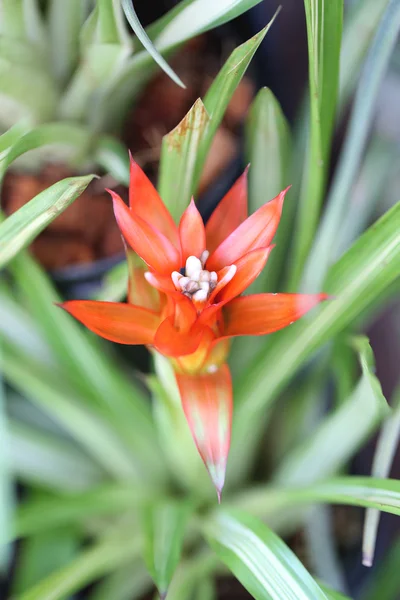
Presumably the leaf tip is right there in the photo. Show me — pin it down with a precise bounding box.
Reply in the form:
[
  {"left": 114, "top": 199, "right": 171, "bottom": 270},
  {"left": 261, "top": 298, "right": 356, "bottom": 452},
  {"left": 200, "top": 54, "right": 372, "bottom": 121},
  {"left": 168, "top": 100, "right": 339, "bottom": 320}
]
[
  {"left": 362, "top": 553, "right": 373, "bottom": 568},
  {"left": 207, "top": 462, "right": 226, "bottom": 502}
]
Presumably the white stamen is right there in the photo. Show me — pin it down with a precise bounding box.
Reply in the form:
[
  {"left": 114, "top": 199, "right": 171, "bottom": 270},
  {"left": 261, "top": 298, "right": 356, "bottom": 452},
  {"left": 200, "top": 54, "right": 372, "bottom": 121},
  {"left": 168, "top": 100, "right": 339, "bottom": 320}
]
[
  {"left": 178, "top": 276, "right": 190, "bottom": 290},
  {"left": 171, "top": 271, "right": 182, "bottom": 289},
  {"left": 199, "top": 271, "right": 211, "bottom": 283},
  {"left": 192, "top": 289, "right": 208, "bottom": 302},
  {"left": 224, "top": 265, "right": 237, "bottom": 284},
  {"left": 207, "top": 364, "right": 218, "bottom": 374},
  {"left": 200, "top": 250, "right": 209, "bottom": 267},
  {"left": 185, "top": 256, "right": 202, "bottom": 279},
  {"left": 186, "top": 281, "right": 200, "bottom": 293},
  {"left": 173, "top": 253, "right": 226, "bottom": 304}
]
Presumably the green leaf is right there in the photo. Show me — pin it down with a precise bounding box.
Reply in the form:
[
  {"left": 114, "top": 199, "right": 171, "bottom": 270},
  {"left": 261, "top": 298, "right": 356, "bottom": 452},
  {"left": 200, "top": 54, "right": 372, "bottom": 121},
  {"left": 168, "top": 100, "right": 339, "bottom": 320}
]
[
  {"left": 13, "top": 525, "right": 80, "bottom": 595},
  {"left": 89, "top": 562, "right": 151, "bottom": 600},
  {"left": 229, "top": 86, "right": 292, "bottom": 374},
  {"left": 362, "top": 536, "right": 400, "bottom": 600},
  {"left": 265, "top": 364, "right": 328, "bottom": 469},
  {"left": 229, "top": 199, "right": 400, "bottom": 485},
  {"left": 331, "top": 336, "right": 358, "bottom": 407},
  {"left": 9, "top": 420, "right": 104, "bottom": 491},
  {"left": 334, "top": 136, "right": 395, "bottom": 257},
  {"left": 47, "top": 0, "right": 85, "bottom": 84},
  {"left": 234, "top": 476, "right": 400, "bottom": 520},
  {"left": 9, "top": 254, "right": 162, "bottom": 480},
  {"left": 339, "top": 0, "right": 390, "bottom": 111},
  {"left": 23, "top": 0, "right": 47, "bottom": 47},
  {"left": 302, "top": 0, "right": 400, "bottom": 292},
  {"left": 288, "top": 0, "right": 343, "bottom": 289},
  {"left": 273, "top": 338, "right": 388, "bottom": 485},
  {"left": 18, "top": 530, "right": 142, "bottom": 600},
  {"left": 245, "top": 87, "right": 292, "bottom": 289},
  {"left": 158, "top": 99, "right": 209, "bottom": 222},
  {"left": 94, "top": 134, "right": 130, "bottom": 185},
  {"left": 153, "top": 0, "right": 264, "bottom": 51},
  {"left": 0, "top": 175, "right": 95, "bottom": 268},
  {"left": 0, "top": 50, "right": 59, "bottom": 129},
  {"left": 146, "top": 0, "right": 197, "bottom": 40},
  {"left": 98, "top": 0, "right": 130, "bottom": 45},
  {"left": 0, "top": 342, "right": 13, "bottom": 570},
  {"left": 205, "top": 509, "right": 328, "bottom": 600},
  {"left": 121, "top": 0, "right": 184, "bottom": 88},
  {"left": 160, "top": 552, "right": 218, "bottom": 600},
  {"left": 142, "top": 500, "right": 190, "bottom": 597},
  {"left": 0, "top": 121, "right": 31, "bottom": 159},
  {"left": 193, "top": 578, "right": 217, "bottom": 600},
  {"left": 58, "top": 1, "right": 132, "bottom": 125},
  {"left": 14, "top": 485, "right": 144, "bottom": 540},
  {"left": 0, "top": 285, "right": 54, "bottom": 366},
  {"left": 318, "top": 582, "right": 352, "bottom": 600},
  {"left": 3, "top": 345, "right": 139, "bottom": 480},
  {"left": 0, "top": 0, "right": 25, "bottom": 39},
  {"left": 362, "top": 385, "right": 400, "bottom": 566},
  {"left": 0, "top": 122, "right": 95, "bottom": 175},
  {"left": 303, "top": 508, "right": 347, "bottom": 596},
  {"left": 193, "top": 22, "right": 277, "bottom": 192},
  {"left": 151, "top": 352, "right": 210, "bottom": 494}
]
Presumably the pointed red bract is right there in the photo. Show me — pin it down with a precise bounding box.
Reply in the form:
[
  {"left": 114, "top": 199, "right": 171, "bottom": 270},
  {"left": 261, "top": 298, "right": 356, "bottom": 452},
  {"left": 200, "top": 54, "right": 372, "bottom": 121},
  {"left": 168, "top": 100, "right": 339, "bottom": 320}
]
[
  {"left": 205, "top": 168, "right": 248, "bottom": 254},
  {"left": 129, "top": 156, "right": 180, "bottom": 247},
  {"left": 144, "top": 271, "right": 177, "bottom": 296},
  {"left": 222, "top": 293, "right": 329, "bottom": 337},
  {"left": 216, "top": 246, "right": 273, "bottom": 304},
  {"left": 60, "top": 301, "right": 159, "bottom": 345},
  {"left": 154, "top": 318, "right": 208, "bottom": 357},
  {"left": 179, "top": 199, "right": 206, "bottom": 262},
  {"left": 207, "top": 186, "right": 289, "bottom": 271},
  {"left": 110, "top": 190, "right": 181, "bottom": 274},
  {"left": 173, "top": 295, "right": 198, "bottom": 332},
  {"left": 176, "top": 364, "right": 232, "bottom": 498}
]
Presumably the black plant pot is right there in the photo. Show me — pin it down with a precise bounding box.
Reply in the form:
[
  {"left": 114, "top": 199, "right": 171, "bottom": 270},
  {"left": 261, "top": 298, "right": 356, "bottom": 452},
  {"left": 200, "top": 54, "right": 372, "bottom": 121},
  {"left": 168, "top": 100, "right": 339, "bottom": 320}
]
[{"left": 50, "top": 252, "right": 126, "bottom": 300}]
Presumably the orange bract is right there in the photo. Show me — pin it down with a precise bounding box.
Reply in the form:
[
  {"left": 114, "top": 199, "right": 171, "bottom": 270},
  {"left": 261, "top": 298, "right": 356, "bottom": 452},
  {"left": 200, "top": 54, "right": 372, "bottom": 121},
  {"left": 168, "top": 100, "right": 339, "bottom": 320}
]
[{"left": 61, "top": 156, "right": 328, "bottom": 496}]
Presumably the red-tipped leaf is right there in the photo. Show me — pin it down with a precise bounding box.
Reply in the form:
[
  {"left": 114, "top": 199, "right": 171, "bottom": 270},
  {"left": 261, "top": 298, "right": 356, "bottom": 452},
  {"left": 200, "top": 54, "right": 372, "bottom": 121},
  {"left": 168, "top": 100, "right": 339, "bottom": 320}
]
[
  {"left": 154, "top": 318, "right": 207, "bottom": 357},
  {"left": 207, "top": 187, "right": 289, "bottom": 271},
  {"left": 176, "top": 364, "right": 233, "bottom": 498},
  {"left": 205, "top": 168, "right": 248, "bottom": 254},
  {"left": 129, "top": 155, "right": 180, "bottom": 247},
  {"left": 223, "top": 293, "right": 329, "bottom": 337},
  {"left": 179, "top": 199, "right": 206, "bottom": 262},
  {"left": 60, "top": 300, "right": 160, "bottom": 344},
  {"left": 216, "top": 246, "right": 273, "bottom": 303},
  {"left": 110, "top": 190, "right": 181, "bottom": 274}
]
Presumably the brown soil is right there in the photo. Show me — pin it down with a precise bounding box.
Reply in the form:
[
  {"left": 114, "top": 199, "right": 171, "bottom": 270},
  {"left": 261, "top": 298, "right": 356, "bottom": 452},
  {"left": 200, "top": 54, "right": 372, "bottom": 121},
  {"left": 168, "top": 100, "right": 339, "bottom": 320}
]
[
  {"left": 3, "top": 165, "right": 125, "bottom": 270},
  {"left": 2, "top": 35, "right": 254, "bottom": 271}
]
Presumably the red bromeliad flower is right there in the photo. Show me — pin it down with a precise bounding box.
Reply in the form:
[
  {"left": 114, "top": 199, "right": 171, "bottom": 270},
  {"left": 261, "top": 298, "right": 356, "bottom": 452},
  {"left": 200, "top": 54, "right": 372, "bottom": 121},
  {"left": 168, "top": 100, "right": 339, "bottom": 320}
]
[{"left": 61, "top": 157, "right": 328, "bottom": 498}]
